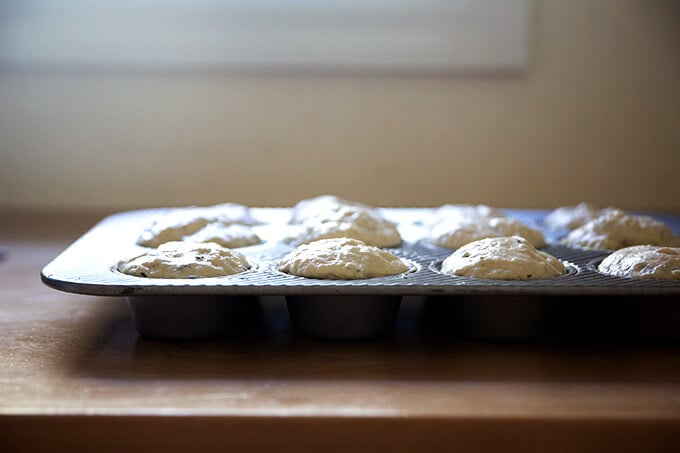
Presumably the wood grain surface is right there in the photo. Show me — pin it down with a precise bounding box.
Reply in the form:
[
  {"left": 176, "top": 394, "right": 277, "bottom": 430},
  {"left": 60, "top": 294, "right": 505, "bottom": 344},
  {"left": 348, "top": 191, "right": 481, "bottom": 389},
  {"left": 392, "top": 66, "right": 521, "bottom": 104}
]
[{"left": 1, "top": 211, "right": 680, "bottom": 452}]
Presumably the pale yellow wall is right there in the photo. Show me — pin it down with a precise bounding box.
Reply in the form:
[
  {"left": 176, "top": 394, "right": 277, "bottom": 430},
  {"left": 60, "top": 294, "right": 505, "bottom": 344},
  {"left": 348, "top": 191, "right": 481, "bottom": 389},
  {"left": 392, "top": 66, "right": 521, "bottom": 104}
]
[{"left": 1, "top": 0, "right": 679, "bottom": 213}]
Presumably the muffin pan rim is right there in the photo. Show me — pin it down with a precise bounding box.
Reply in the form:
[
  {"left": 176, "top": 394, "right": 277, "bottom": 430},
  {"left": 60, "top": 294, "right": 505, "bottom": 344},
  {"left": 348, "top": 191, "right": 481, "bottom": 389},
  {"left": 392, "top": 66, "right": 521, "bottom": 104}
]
[{"left": 41, "top": 207, "right": 680, "bottom": 297}]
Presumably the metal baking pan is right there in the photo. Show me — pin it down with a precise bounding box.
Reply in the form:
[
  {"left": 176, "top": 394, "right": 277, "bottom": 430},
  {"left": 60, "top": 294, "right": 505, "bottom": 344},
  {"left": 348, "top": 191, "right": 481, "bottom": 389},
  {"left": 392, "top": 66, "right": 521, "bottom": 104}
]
[{"left": 41, "top": 207, "right": 680, "bottom": 341}]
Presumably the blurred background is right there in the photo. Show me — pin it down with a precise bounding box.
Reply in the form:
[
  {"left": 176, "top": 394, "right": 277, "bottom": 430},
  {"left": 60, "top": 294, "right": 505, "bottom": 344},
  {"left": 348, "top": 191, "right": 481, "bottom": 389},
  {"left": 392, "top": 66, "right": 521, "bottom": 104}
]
[{"left": 1, "top": 0, "right": 678, "bottom": 213}]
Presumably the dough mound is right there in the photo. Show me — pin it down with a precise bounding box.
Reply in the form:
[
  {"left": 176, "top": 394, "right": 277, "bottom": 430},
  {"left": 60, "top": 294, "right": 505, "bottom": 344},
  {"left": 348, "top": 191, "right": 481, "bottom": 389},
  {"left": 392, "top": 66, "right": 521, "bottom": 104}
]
[
  {"left": 291, "top": 205, "right": 402, "bottom": 248},
  {"left": 441, "top": 236, "right": 566, "bottom": 280},
  {"left": 429, "top": 204, "right": 504, "bottom": 226},
  {"left": 278, "top": 237, "right": 409, "bottom": 280},
  {"left": 562, "top": 209, "right": 680, "bottom": 251},
  {"left": 598, "top": 245, "right": 680, "bottom": 280},
  {"left": 544, "top": 202, "right": 616, "bottom": 230},
  {"left": 184, "top": 223, "right": 261, "bottom": 248},
  {"left": 430, "top": 216, "right": 546, "bottom": 249},
  {"left": 137, "top": 203, "right": 259, "bottom": 248},
  {"left": 289, "top": 195, "right": 372, "bottom": 225},
  {"left": 118, "top": 241, "right": 250, "bottom": 279}
]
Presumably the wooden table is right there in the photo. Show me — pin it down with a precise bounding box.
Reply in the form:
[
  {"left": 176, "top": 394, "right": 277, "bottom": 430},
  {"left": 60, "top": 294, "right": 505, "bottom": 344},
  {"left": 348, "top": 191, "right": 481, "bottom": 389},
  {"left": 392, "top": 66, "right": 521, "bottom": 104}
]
[{"left": 2, "top": 211, "right": 680, "bottom": 452}]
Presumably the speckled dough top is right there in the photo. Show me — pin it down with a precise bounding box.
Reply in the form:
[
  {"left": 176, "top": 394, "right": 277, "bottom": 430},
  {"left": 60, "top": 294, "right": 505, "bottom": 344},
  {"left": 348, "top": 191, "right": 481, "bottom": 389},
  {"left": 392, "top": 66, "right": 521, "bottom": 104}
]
[
  {"left": 428, "top": 204, "right": 505, "bottom": 225},
  {"left": 278, "top": 238, "right": 409, "bottom": 280},
  {"left": 441, "top": 236, "right": 566, "bottom": 280},
  {"left": 184, "top": 223, "right": 261, "bottom": 248},
  {"left": 598, "top": 245, "right": 680, "bottom": 280},
  {"left": 543, "top": 202, "right": 615, "bottom": 230},
  {"left": 136, "top": 203, "right": 259, "bottom": 248},
  {"left": 430, "top": 216, "right": 546, "bottom": 249},
  {"left": 118, "top": 241, "right": 250, "bottom": 279},
  {"left": 562, "top": 209, "right": 680, "bottom": 251},
  {"left": 288, "top": 195, "right": 373, "bottom": 225},
  {"left": 290, "top": 205, "right": 402, "bottom": 248}
]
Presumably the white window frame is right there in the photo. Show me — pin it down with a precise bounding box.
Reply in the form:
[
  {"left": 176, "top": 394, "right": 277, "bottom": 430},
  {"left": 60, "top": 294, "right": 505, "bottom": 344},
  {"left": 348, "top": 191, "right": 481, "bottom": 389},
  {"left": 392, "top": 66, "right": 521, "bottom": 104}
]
[{"left": 0, "top": 0, "right": 532, "bottom": 71}]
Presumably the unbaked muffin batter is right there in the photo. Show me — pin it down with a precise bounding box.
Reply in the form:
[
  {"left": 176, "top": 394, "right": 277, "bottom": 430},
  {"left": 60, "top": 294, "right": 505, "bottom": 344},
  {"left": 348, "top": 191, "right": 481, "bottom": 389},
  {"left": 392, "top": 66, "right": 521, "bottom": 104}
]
[
  {"left": 278, "top": 237, "right": 408, "bottom": 280},
  {"left": 137, "top": 203, "right": 258, "bottom": 248},
  {"left": 430, "top": 216, "right": 546, "bottom": 249},
  {"left": 184, "top": 223, "right": 261, "bottom": 248},
  {"left": 289, "top": 195, "right": 373, "bottom": 225},
  {"left": 118, "top": 241, "right": 250, "bottom": 279},
  {"left": 544, "top": 202, "right": 616, "bottom": 230},
  {"left": 441, "top": 236, "right": 566, "bottom": 280},
  {"left": 290, "top": 205, "right": 402, "bottom": 248},
  {"left": 562, "top": 209, "right": 680, "bottom": 250},
  {"left": 598, "top": 245, "right": 680, "bottom": 280},
  {"left": 429, "top": 204, "right": 505, "bottom": 225}
]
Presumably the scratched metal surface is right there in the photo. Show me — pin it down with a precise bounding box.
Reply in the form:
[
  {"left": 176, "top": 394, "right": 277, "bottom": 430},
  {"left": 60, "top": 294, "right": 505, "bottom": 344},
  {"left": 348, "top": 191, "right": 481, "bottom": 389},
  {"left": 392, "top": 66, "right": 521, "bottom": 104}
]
[{"left": 41, "top": 207, "right": 680, "bottom": 298}]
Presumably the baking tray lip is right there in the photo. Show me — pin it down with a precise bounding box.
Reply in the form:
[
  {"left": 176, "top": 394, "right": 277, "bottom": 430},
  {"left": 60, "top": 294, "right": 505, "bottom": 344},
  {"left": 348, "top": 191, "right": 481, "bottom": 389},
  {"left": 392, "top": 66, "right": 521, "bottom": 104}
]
[{"left": 40, "top": 207, "right": 680, "bottom": 298}]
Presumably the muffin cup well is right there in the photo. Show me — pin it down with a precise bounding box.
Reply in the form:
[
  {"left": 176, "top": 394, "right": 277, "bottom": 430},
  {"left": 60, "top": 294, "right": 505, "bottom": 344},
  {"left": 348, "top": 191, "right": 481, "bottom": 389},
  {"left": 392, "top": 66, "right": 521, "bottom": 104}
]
[
  {"left": 616, "top": 296, "right": 680, "bottom": 342},
  {"left": 285, "top": 295, "right": 402, "bottom": 341},
  {"left": 127, "top": 295, "right": 259, "bottom": 341},
  {"left": 424, "top": 295, "right": 552, "bottom": 342}
]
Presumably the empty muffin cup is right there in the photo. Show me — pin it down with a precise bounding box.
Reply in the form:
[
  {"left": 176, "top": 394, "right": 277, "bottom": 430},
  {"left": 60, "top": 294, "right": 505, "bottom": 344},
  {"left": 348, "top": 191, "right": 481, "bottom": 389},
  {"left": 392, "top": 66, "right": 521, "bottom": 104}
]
[
  {"left": 285, "top": 295, "right": 402, "bottom": 341},
  {"left": 127, "top": 295, "right": 258, "bottom": 341}
]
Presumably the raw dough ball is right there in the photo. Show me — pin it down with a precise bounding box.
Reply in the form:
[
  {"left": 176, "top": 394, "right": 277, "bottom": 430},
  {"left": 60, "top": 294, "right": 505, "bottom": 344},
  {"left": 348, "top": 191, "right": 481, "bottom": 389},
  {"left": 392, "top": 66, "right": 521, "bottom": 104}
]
[
  {"left": 562, "top": 209, "right": 680, "bottom": 251},
  {"left": 202, "top": 203, "right": 259, "bottom": 225},
  {"left": 137, "top": 210, "right": 209, "bottom": 247},
  {"left": 184, "top": 223, "right": 261, "bottom": 248},
  {"left": 598, "top": 245, "right": 680, "bottom": 280},
  {"left": 278, "top": 237, "right": 409, "bottom": 280},
  {"left": 441, "top": 236, "right": 566, "bottom": 280},
  {"left": 118, "top": 241, "right": 250, "bottom": 279},
  {"left": 289, "top": 195, "right": 373, "bottom": 225},
  {"left": 430, "top": 216, "right": 546, "bottom": 249},
  {"left": 544, "top": 202, "right": 616, "bottom": 230},
  {"left": 428, "top": 204, "right": 505, "bottom": 225},
  {"left": 291, "top": 205, "right": 402, "bottom": 248},
  {"left": 137, "top": 203, "right": 258, "bottom": 248}
]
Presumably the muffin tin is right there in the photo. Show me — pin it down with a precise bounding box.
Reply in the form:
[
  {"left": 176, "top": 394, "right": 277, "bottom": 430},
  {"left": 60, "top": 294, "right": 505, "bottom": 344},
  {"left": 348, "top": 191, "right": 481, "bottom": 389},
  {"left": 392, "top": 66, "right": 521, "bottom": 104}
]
[{"left": 41, "top": 207, "right": 680, "bottom": 341}]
